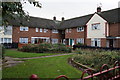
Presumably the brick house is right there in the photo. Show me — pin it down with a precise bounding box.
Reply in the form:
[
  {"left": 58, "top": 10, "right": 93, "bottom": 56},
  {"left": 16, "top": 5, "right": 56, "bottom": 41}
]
[
  {"left": 3, "top": 7, "right": 120, "bottom": 48},
  {"left": 86, "top": 8, "right": 120, "bottom": 48},
  {"left": 5, "top": 16, "right": 63, "bottom": 47},
  {"left": 60, "top": 8, "right": 120, "bottom": 48}
]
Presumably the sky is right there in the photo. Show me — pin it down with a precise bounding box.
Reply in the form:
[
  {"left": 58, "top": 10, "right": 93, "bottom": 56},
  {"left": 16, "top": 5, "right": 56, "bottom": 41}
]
[{"left": 23, "top": 0, "right": 120, "bottom": 21}]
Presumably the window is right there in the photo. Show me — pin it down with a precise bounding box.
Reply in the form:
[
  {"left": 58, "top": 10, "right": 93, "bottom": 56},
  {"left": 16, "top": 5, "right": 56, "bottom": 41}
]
[
  {"left": 66, "top": 28, "right": 71, "bottom": 33},
  {"left": 92, "top": 23, "right": 100, "bottom": 30},
  {"left": 52, "top": 29, "right": 58, "bottom": 33},
  {"left": 19, "top": 38, "right": 28, "bottom": 43},
  {"left": 91, "top": 38, "right": 101, "bottom": 47},
  {"left": 52, "top": 39, "right": 58, "bottom": 44},
  {"left": 1, "top": 38, "right": 12, "bottom": 43},
  {"left": 40, "top": 28, "right": 42, "bottom": 32},
  {"left": 0, "top": 26, "right": 3, "bottom": 30},
  {"left": 0, "top": 38, "right": 3, "bottom": 43},
  {"left": 77, "top": 27, "right": 84, "bottom": 32},
  {"left": 36, "top": 28, "right": 38, "bottom": 32},
  {"left": 44, "top": 29, "right": 48, "bottom": 33},
  {"left": 20, "top": 26, "right": 28, "bottom": 31},
  {"left": 76, "top": 38, "right": 84, "bottom": 44}
]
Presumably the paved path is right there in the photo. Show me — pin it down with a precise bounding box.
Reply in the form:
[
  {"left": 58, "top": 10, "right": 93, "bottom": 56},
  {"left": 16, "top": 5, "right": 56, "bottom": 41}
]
[{"left": 3, "top": 53, "right": 74, "bottom": 68}]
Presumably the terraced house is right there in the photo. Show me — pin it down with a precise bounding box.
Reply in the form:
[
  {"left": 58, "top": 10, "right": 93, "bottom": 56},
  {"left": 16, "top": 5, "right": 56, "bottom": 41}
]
[{"left": 1, "top": 7, "right": 120, "bottom": 48}]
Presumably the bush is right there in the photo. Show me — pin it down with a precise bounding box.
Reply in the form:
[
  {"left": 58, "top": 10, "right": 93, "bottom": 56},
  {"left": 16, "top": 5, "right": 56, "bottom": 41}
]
[
  {"left": 18, "top": 43, "right": 72, "bottom": 53},
  {"left": 73, "top": 49, "right": 120, "bottom": 71}
]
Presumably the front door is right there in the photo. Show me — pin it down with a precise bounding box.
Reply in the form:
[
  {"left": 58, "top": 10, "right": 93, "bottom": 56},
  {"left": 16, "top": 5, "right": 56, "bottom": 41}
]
[
  {"left": 69, "top": 39, "right": 74, "bottom": 46},
  {"left": 109, "top": 39, "right": 113, "bottom": 48}
]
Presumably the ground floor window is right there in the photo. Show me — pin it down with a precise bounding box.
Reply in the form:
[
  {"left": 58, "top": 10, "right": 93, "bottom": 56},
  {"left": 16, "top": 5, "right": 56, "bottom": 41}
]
[
  {"left": 52, "top": 39, "right": 58, "bottom": 44},
  {"left": 76, "top": 38, "right": 84, "bottom": 44},
  {"left": 0, "top": 38, "right": 12, "bottom": 43},
  {"left": 19, "top": 38, "right": 28, "bottom": 44},
  {"left": 31, "top": 37, "right": 50, "bottom": 44},
  {"left": 91, "top": 38, "right": 101, "bottom": 47}
]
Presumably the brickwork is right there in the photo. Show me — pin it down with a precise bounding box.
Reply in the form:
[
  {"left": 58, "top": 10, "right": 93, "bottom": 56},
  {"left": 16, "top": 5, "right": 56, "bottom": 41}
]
[{"left": 12, "top": 26, "right": 62, "bottom": 44}]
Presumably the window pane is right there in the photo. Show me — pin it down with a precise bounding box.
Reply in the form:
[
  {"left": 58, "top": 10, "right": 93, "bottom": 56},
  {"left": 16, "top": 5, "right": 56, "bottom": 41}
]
[
  {"left": 52, "top": 29, "right": 58, "bottom": 33},
  {"left": 19, "top": 38, "right": 28, "bottom": 43},
  {"left": 52, "top": 39, "right": 58, "bottom": 44},
  {"left": 40, "top": 28, "right": 42, "bottom": 32},
  {"left": 36, "top": 28, "right": 38, "bottom": 32}
]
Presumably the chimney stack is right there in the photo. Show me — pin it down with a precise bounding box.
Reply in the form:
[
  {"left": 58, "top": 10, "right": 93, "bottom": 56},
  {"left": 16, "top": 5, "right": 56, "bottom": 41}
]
[
  {"left": 53, "top": 16, "right": 56, "bottom": 20},
  {"left": 61, "top": 17, "right": 64, "bottom": 21},
  {"left": 97, "top": 7, "right": 101, "bottom": 13}
]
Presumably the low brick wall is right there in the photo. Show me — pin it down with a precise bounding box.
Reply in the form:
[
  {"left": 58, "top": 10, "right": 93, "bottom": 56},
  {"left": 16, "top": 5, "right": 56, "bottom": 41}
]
[{"left": 68, "top": 58, "right": 96, "bottom": 74}]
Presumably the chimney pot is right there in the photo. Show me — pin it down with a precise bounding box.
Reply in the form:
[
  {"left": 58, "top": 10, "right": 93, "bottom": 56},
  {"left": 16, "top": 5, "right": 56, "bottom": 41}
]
[
  {"left": 53, "top": 16, "right": 56, "bottom": 20},
  {"left": 62, "top": 17, "right": 64, "bottom": 21},
  {"left": 97, "top": 7, "right": 101, "bottom": 12}
]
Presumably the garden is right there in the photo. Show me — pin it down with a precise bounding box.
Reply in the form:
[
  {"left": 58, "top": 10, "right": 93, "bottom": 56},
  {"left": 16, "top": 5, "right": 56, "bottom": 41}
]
[
  {"left": 2, "top": 43, "right": 120, "bottom": 79},
  {"left": 73, "top": 49, "right": 120, "bottom": 72}
]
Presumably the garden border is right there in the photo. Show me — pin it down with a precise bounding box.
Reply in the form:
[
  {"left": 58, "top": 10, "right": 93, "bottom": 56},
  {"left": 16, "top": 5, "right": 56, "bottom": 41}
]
[{"left": 68, "top": 58, "right": 96, "bottom": 74}]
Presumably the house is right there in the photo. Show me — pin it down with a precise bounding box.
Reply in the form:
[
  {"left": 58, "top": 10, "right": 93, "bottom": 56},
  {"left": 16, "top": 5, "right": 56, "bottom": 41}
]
[
  {"left": 2, "top": 7, "right": 120, "bottom": 48},
  {"left": 0, "top": 26, "right": 12, "bottom": 44},
  {"left": 86, "top": 8, "right": 120, "bottom": 48},
  {"left": 3, "top": 16, "right": 63, "bottom": 48},
  {"left": 60, "top": 7, "right": 120, "bottom": 48}
]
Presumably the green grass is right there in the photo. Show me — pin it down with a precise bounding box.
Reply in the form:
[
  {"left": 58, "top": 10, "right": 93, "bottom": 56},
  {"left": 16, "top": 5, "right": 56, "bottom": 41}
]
[
  {"left": 5, "top": 49, "right": 70, "bottom": 58},
  {"left": 3, "top": 55, "right": 83, "bottom": 79}
]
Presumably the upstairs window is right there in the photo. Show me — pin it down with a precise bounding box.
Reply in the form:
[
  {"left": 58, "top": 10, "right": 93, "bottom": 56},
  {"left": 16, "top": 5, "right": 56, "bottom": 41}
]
[
  {"left": 66, "top": 28, "right": 71, "bottom": 33},
  {"left": 92, "top": 23, "right": 100, "bottom": 30},
  {"left": 52, "top": 29, "right": 58, "bottom": 33},
  {"left": 36, "top": 28, "right": 38, "bottom": 32},
  {"left": 44, "top": 29, "right": 48, "bottom": 33},
  {"left": 77, "top": 27, "right": 84, "bottom": 32},
  {"left": 40, "top": 28, "right": 42, "bottom": 32},
  {"left": 20, "top": 26, "right": 28, "bottom": 31}
]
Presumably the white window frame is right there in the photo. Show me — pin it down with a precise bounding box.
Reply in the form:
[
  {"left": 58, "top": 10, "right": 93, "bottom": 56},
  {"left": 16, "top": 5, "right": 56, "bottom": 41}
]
[
  {"left": 19, "top": 38, "right": 28, "bottom": 44},
  {"left": 20, "top": 26, "right": 28, "bottom": 31},
  {"left": 66, "top": 28, "right": 71, "bottom": 33},
  {"left": 36, "top": 28, "right": 38, "bottom": 32},
  {"left": 92, "top": 23, "right": 100, "bottom": 30},
  {"left": 44, "top": 29, "right": 48, "bottom": 33},
  {"left": 40, "top": 28, "right": 42, "bottom": 32},
  {"left": 76, "top": 38, "right": 84, "bottom": 44},
  {"left": 91, "top": 38, "right": 101, "bottom": 47},
  {"left": 52, "top": 29, "right": 58, "bottom": 33},
  {"left": 52, "top": 39, "right": 58, "bottom": 44},
  {"left": 77, "top": 27, "right": 84, "bottom": 32}
]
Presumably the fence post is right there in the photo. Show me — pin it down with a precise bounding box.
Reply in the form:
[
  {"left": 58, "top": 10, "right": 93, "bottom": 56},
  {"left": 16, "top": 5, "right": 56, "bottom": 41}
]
[
  {"left": 30, "top": 74, "right": 39, "bottom": 80},
  {"left": 54, "top": 75, "right": 69, "bottom": 80}
]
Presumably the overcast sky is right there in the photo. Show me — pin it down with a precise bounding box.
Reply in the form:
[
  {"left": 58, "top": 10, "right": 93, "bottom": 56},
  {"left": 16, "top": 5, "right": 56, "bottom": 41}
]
[{"left": 23, "top": 0, "right": 120, "bottom": 20}]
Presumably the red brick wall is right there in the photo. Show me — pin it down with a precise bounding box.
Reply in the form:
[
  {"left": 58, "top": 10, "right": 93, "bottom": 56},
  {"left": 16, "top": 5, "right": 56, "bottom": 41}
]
[
  {"left": 12, "top": 26, "right": 61, "bottom": 43},
  {"left": 65, "top": 27, "right": 86, "bottom": 44},
  {"left": 86, "top": 38, "right": 107, "bottom": 47},
  {"left": 114, "top": 39, "right": 120, "bottom": 48},
  {"left": 109, "top": 23, "right": 120, "bottom": 37}
]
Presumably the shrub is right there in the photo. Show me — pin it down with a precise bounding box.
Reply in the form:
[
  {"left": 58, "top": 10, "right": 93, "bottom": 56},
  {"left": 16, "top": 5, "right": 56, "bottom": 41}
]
[
  {"left": 73, "top": 49, "right": 120, "bottom": 71},
  {"left": 18, "top": 43, "right": 72, "bottom": 53}
]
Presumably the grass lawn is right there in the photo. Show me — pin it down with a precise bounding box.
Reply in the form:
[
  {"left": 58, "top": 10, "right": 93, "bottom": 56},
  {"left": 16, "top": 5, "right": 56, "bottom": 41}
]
[
  {"left": 3, "top": 55, "right": 83, "bottom": 79},
  {"left": 5, "top": 49, "right": 70, "bottom": 58}
]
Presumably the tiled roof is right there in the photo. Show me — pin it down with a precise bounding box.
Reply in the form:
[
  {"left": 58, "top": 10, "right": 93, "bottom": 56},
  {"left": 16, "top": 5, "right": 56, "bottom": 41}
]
[
  {"left": 3, "top": 16, "right": 60, "bottom": 29},
  {"left": 4, "top": 8, "right": 120, "bottom": 30},
  {"left": 98, "top": 8, "right": 120, "bottom": 23}
]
